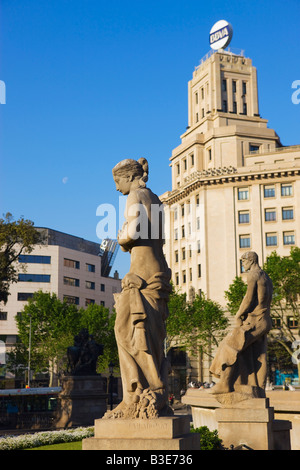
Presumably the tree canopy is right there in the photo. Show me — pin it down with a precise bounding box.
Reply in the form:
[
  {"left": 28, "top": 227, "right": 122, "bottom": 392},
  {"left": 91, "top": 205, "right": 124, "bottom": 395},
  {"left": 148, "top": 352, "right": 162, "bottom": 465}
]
[{"left": 0, "top": 213, "right": 41, "bottom": 303}]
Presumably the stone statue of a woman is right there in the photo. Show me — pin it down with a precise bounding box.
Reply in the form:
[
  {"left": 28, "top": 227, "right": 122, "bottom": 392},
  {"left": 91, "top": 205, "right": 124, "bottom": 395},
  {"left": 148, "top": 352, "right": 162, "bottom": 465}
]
[{"left": 104, "top": 157, "right": 172, "bottom": 419}]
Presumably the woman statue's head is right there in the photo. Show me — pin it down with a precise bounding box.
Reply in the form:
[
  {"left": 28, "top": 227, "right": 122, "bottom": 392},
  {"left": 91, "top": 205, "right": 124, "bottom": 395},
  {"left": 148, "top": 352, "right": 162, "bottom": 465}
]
[{"left": 112, "top": 158, "right": 149, "bottom": 194}]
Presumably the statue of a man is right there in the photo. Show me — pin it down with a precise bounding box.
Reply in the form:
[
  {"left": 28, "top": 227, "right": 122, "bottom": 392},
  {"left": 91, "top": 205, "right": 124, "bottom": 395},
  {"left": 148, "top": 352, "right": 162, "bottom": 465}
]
[
  {"left": 209, "top": 251, "right": 273, "bottom": 403},
  {"left": 104, "top": 158, "right": 172, "bottom": 419}
]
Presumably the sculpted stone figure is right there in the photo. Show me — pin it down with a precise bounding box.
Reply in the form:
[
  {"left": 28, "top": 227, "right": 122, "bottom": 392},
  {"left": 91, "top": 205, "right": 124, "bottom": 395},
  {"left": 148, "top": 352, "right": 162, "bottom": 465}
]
[
  {"left": 67, "top": 328, "right": 103, "bottom": 376},
  {"left": 209, "top": 251, "right": 273, "bottom": 404},
  {"left": 104, "top": 157, "right": 172, "bottom": 419}
]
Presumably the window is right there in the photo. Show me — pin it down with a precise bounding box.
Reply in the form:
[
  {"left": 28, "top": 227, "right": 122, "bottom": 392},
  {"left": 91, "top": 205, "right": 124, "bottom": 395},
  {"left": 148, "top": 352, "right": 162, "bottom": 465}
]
[
  {"left": 19, "top": 255, "right": 51, "bottom": 264},
  {"left": 86, "top": 281, "right": 95, "bottom": 290},
  {"left": 223, "top": 100, "right": 228, "bottom": 112},
  {"left": 64, "top": 258, "right": 80, "bottom": 269},
  {"left": 240, "top": 259, "right": 245, "bottom": 273},
  {"left": 183, "top": 159, "right": 187, "bottom": 171},
  {"left": 208, "top": 148, "right": 212, "bottom": 161},
  {"left": 196, "top": 113, "right": 199, "bottom": 122},
  {"left": 64, "top": 276, "right": 79, "bottom": 287},
  {"left": 182, "top": 270, "right": 186, "bottom": 284},
  {"left": 242, "top": 82, "right": 247, "bottom": 94},
  {"left": 201, "top": 108, "right": 205, "bottom": 118},
  {"left": 176, "top": 164, "right": 180, "bottom": 175},
  {"left": 222, "top": 79, "right": 227, "bottom": 91},
  {"left": 288, "top": 317, "right": 298, "bottom": 329},
  {"left": 201, "top": 87, "right": 204, "bottom": 99},
  {"left": 18, "top": 274, "right": 50, "bottom": 283},
  {"left": 100, "top": 284, "right": 105, "bottom": 292},
  {"left": 190, "top": 154, "right": 194, "bottom": 166},
  {"left": 0, "top": 312, "right": 7, "bottom": 320},
  {"left": 189, "top": 245, "right": 192, "bottom": 257},
  {"left": 272, "top": 318, "right": 281, "bottom": 328},
  {"left": 281, "top": 183, "right": 293, "bottom": 197},
  {"left": 175, "top": 273, "right": 179, "bottom": 286},
  {"left": 233, "top": 101, "right": 237, "bottom": 113},
  {"left": 238, "top": 187, "right": 249, "bottom": 200},
  {"left": 18, "top": 293, "right": 33, "bottom": 301},
  {"left": 85, "top": 299, "right": 95, "bottom": 306},
  {"left": 64, "top": 295, "right": 79, "bottom": 305},
  {"left": 181, "top": 225, "right": 185, "bottom": 238},
  {"left": 283, "top": 231, "right": 295, "bottom": 245},
  {"left": 266, "top": 233, "right": 277, "bottom": 246},
  {"left": 232, "top": 80, "right": 237, "bottom": 93},
  {"left": 175, "top": 251, "right": 179, "bottom": 263},
  {"left": 189, "top": 268, "right": 193, "bottom": 281},
  {"left": 197, "top": 217, "right": 200, "bottom": 230},
  {"left": 243, "top": 103, "right": 247, "bottom": 114},
  {"left": 174, "top": 207, "right": 178, "bottom": 221},
  {"left": 181, "top": 204, "right": 185, "bottom": 217},
  {"left": 195, "top": 92, "right": 198, "bottom": 104},
  {"left": 282, "top": 207, "right": 294, "bottom": 220},
  {"left": 86, "top": 263, "right": 95, "bottom": 272},
  {"left": 174, "top": 228, "right": 178, "bottom": 240},
  {"left": 239, "top": 235, "right": 251, "bottom": 249},
  {"left": 198, "top": 264, "right": 201, "bottom": 278},
  {"left": 182, "top": 248, "right": 186, "bottom": 260},
  {"left": 265, "top": 208, "right": 276, "bottom": 222},
  {"left": 238, "top": 211, "right": 250, "bottom": 224},
  {"left": 196, "top": 195, "right": 200, "bottom": 207},
  {"left": 197, "top": 240, "right": 201, "bottom": 253},
  {"left": 264, "top": 185, "right": 275, "bottom": 198},
  {"left": 250, "top": 144, "right": 260, "bottom": 153}
]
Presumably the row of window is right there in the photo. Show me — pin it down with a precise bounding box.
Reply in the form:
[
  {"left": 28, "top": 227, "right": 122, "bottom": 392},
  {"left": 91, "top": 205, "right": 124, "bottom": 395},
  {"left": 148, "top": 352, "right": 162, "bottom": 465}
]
[
  {"left": 238, "top": 183, "right": 293, "bottom": 201},
  {"left": 64, "top": 276, "right": 106, "bottom": 291},
  {"left": 175, "top": 242, "right": 201, "bottom": 262},
  {"left": 238, "top": 207, "right": 295, "bottom": 224},
  {"left": 18, "top": 255, "right": 97, "bottom": 273},
  {"left": 15, "top": 292, "right": 106, "bottom": 307},
  {"left": 17, "top": 273, "right": 106, "bottom": 291},
  {"left": 239, "top": 231, "right": 295, "bottom": 249},
  {"left": 174, "top": 265, "right": 202, "bottom": 285}
]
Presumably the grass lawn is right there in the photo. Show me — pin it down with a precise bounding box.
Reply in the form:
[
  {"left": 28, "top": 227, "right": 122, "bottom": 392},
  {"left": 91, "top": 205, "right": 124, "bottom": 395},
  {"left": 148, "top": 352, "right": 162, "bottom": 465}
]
[{"left": 26, "top": 440, "right": 82, "bottom": 450}]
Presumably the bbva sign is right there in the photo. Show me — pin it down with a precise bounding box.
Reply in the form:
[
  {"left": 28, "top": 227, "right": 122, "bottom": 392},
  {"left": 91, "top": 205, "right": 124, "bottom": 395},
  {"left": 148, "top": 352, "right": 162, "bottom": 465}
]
[{"left": 209, "top": 20, "right": 233, "bottom": 50}]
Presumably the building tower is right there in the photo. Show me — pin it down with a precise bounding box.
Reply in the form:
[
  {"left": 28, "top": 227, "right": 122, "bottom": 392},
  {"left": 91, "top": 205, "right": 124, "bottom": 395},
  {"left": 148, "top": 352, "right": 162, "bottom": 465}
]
[{"left": 161, "top": 48, "right": 300, "bottom": 382}]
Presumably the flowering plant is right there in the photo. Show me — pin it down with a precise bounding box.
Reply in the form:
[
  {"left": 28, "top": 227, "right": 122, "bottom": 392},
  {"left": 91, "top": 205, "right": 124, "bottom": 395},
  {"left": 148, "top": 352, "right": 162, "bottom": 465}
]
[{"left": 0, "top": 426, "right": 94, "bottom": 450}]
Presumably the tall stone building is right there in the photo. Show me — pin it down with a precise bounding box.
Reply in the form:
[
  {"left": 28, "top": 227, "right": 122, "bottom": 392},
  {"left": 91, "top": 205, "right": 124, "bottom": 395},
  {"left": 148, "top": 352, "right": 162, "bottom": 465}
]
[{"left": 161, "top": 48, "right": 300, "bottom": 383}]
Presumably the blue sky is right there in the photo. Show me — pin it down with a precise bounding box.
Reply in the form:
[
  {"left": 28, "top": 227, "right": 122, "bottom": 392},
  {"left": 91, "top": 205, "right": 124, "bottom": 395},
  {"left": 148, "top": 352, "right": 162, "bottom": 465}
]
[{"left": 0, "top": 0, "right": 299, "bottom": 277}]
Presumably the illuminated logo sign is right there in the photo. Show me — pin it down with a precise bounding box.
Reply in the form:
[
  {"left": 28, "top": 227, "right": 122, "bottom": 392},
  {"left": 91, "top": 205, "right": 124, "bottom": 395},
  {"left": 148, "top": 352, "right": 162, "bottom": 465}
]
[{"left": 209, "top": 20, "right": 233, "bottom": 50}]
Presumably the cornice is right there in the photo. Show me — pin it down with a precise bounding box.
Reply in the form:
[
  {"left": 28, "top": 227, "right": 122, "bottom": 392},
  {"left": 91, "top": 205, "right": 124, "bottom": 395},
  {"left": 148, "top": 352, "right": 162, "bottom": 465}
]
[{"left": 162, "top": 166, "right": 300, "bottom": 205}]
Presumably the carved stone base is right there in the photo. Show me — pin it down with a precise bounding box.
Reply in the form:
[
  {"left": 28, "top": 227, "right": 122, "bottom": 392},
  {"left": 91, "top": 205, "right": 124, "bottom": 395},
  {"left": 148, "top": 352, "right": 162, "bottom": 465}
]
[
  {"left": 55, "top": 375, "right": 108, "bottom": 428},
  {"left": 82, "top": 416, "right": 200, "bottom": 450},
  {"left": 215, "top": 398, "right": 291, "bottom": 450}
]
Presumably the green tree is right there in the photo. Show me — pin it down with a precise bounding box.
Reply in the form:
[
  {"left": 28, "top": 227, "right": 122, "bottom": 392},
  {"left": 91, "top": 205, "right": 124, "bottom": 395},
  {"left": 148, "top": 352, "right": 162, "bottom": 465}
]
[
  {"left": 224, "top": 276, "right": 247, "bottom": 315},
  {"left": 0, "top": 213, "right": 41, "bottom": 303},
  {"left": 166, "top": 286, "right": 228, "bottom": 360},
  {"left": 263, "top": 247, "right": 300, "bottom": 379},
  {"left": 78, "top": 303, "right": 118, "bottom": 372},
  {"left": 14, "top": 291, "right": 79, "bottom": 385}
]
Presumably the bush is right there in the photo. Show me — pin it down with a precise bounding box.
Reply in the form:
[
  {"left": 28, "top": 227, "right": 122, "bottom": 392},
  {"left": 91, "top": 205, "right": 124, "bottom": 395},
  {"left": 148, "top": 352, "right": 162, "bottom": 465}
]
[
  {"left": 0, "top": 426, "right": 94, "bottom": 450},
  {"left": 190, "top": 425, "right": 223, "bottom": 450}
]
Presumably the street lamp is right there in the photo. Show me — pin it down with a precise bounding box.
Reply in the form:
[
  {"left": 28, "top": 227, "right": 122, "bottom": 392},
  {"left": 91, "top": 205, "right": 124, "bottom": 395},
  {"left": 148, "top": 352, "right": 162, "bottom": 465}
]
[
  {"left": 27, "top": 314, "right": 32, "bottom": 388},
  {"left": 108, "top": 361, "right": 114, "bottom": 410}
]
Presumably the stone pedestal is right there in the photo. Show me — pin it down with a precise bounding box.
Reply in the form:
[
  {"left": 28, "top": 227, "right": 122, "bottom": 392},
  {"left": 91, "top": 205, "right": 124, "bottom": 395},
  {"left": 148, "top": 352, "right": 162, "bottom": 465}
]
[
  {"left": 215, "top": 398, "right": 291, "bottom": 450},
  {"left": 82, "top": 415, "right": 200, "bottom": 450},
  {"left": 55, "top": 375, "right": 107, "bottom": 428}
]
